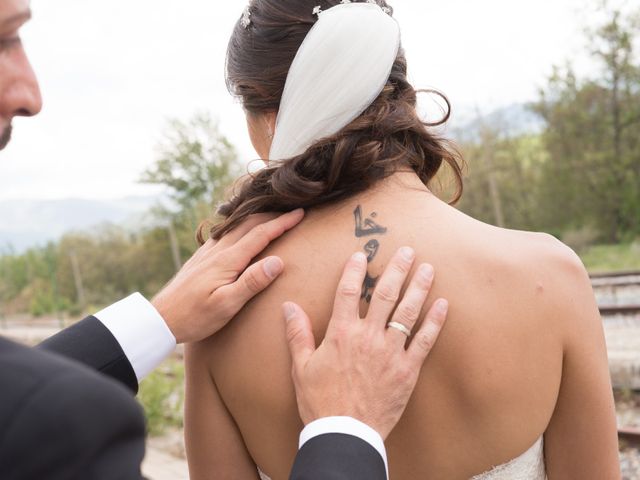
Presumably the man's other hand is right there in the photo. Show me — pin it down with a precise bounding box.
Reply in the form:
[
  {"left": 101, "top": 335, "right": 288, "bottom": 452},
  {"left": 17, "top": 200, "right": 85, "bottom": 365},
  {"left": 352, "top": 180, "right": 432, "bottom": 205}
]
[{"left": 153, "top": 209, "right": 304, "bottom": 344}]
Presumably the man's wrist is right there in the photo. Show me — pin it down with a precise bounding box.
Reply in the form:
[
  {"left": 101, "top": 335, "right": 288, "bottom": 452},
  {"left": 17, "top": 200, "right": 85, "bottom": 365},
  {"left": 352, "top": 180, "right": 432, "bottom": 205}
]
[
  {"left": 94, "top": 293, "right": 177, "bottom": 382},
  {"left": 299, "top": 416, "right": 388, "bottom": 478}
]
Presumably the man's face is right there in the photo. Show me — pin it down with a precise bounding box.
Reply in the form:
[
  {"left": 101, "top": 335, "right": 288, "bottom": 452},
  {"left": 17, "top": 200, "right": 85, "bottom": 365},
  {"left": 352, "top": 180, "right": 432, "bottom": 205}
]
[{"left": 0, "top": 0, "right": 42, "bottom": 151}]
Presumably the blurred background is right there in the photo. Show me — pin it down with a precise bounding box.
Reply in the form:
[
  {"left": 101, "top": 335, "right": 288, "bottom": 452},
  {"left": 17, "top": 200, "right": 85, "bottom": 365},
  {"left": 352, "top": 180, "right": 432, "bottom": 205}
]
[{"left": 0, "top": 0, "right": 639, "bottom": 478}]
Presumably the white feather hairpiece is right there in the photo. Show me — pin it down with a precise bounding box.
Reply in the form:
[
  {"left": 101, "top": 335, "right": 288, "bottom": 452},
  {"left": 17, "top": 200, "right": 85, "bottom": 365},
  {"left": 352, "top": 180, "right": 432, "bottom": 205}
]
[{"left": 269, "top": 1, "right": 401, "bottom": 160}]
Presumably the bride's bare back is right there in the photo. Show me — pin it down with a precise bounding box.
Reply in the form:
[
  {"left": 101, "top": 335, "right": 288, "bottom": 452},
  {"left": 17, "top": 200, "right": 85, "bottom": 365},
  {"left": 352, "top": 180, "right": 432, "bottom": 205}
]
[{"left": 185, "top": 173, "right": 619, "bottom": 479}]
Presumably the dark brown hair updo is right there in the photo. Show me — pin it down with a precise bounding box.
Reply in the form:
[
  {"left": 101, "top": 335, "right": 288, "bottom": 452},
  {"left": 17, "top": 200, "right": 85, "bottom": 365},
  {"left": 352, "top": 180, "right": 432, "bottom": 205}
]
[{"left": 199, "top": 0, "right": 464, "bottom": 242}]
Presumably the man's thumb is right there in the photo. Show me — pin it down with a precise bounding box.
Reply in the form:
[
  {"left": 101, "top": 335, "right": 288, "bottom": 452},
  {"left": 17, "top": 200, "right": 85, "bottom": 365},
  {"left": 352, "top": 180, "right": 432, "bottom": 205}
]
[{"left": 283, "top": 302, "right": 315, "bottom": 371}]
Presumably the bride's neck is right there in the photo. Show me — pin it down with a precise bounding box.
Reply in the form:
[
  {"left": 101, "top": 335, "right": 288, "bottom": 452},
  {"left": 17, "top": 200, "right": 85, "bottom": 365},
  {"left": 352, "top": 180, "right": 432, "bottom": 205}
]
[{"left": 372, "top": 169, "right": 432, "bottom": 196}]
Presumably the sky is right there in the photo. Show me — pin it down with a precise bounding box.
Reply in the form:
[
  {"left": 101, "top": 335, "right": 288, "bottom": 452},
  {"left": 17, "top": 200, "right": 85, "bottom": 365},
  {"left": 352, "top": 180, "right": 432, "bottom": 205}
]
[{"left": 0, "top": 0, "right": 612, "bottom": 201}]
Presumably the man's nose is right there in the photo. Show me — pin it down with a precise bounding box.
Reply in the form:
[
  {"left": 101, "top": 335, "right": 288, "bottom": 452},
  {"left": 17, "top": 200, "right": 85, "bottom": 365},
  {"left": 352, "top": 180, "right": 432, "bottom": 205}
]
[{"left": 2, "top": 48, "right": 43, "bottom": 119}]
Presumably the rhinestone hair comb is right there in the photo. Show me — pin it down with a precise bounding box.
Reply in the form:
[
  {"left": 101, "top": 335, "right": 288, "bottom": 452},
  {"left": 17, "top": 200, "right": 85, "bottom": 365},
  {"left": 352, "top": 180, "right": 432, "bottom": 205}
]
[
  {"left": 243, "top": 1, "right": 391, "bottom": 29},
  {"left": 241, "top": 5, "right": 252, "bottom": 28},
  {"left": 341, "top": 0, "right": 391, "bottom": 14}
]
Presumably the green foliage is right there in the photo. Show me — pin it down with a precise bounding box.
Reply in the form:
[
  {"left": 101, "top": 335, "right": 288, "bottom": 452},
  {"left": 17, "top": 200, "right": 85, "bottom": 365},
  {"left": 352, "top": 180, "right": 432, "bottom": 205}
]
[
  {"left": 580, "top": 241, "right": 640, "bottom": 273},
  {"left": 458, "top": 3, "right": 640, "bottom": 245},
  {"left": 137, "top": 359, "right": 185, "bottom": 436},
  {"left": 531, "top": 5, "right": 640, "bottom": 242},
  {"left": 458, "top": 132, "right": 548, "bottom": 232},
  {"left": 141, "top": 113, "right": 241, "bottom": 211}
]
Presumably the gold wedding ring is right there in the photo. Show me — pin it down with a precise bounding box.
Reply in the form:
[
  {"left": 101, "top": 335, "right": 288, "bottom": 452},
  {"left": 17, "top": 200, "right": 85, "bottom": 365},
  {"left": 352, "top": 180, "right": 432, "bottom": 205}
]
[{"left": 387, "top": 321, "right": 412, "bottom": 337}]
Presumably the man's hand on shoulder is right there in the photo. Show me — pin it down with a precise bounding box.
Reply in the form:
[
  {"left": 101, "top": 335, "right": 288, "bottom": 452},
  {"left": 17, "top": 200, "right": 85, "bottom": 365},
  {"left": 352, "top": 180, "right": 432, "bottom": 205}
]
[
  {"left": 152, "top": 209, "right": 304, "bottom": 344},
  {"left": 284, "top": 247, "right": 448, "bottom": 440}
]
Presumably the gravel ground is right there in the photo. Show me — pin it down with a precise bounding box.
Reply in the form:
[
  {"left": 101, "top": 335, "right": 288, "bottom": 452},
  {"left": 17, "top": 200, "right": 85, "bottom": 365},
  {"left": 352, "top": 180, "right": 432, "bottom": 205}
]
[
  {"left": 142, "top": 447, "right": 188, "bottom": 480},
  {"left": 620, "top": 449, "right": 640, "bottom": 479},
  {"left": 617, "top": 392, "right": 640, "bottom": 479}
]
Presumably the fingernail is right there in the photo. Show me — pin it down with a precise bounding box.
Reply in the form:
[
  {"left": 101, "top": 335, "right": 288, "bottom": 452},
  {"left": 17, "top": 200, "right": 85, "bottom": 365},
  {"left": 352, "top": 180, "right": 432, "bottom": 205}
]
[
  {"left": 291, "top": 208, "right": 305, "bottom": 217},
  {"left": 400, "top": 247, "right": 415, "bottom": 262},
  {"left": 436, "top": 299, "right": 449, "bottom": 313},
  {"left": 263, "top": 257, "right": 284, "bottom": 279},
  {"left": 283, "top": 302, "right": 297, "bottom": 321},
  {"left": 352, "top": 252, "right": 367, "bottom": 266},
  {"left": 420, "top": 264, "right": 434, "bottom": 280}
]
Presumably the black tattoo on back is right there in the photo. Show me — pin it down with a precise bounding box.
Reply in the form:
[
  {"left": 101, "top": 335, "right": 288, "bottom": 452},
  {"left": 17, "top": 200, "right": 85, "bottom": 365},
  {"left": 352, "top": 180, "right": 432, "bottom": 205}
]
[
  {"left": 361, "top": 273, "right": 378, "bottom": 304},
  {"left": 354, "top": 206, "right": 388, "bottom": 238},
  {"left": 364, "top": 239, "right": 380, "bottom": 262},
  {"left": 353, "top": 206, "right": 388, "bottom": 303}
]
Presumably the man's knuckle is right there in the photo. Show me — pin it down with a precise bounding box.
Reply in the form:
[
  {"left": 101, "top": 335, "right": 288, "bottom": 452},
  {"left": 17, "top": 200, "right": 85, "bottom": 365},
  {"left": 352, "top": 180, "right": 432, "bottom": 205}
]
[
  {"left": 285, "top": 324, "right": 302, "bottom": 345},
  {"left": 214, "top": 297, "right": 233, "bottom": 320},
  {"left": 416, "top": 332, "right": 434, "bottom": 352},
  {"left": 338, "top": 282, "right": 361, "bottom": 299},
  {"left": 396, "top": 364, "right": 413, "bottom": 381},
  {"left": 209, "top": 251, "right": 227, "bottom": 267},
  {"left": 392, "top": 260, "right": 410, "bottom": 275},
  {"left": 419, "top": 274, "right": 434, "bottom": 290},
  {"left": 373, "top": 284, "right": 399, "bottom": 304},
  {"left": 243, "top": 270, "right": 263, "bottom": 293},
  {"left": 252, "top": 224, "right": 271, "bottom": 240},
  {"left": 372, "top": 336, "right": 388, "bottom": 355},
  {"left": 328, "top": 328, "right": 344, "bottom": 345},
  {"left": 356, "top": 340, "right": 371, "bottom": 357},
  {"left": 248, "top": 213, "right": 275, "bottom": 224},
  {"left": 403, "top": 368, "right": 418, "bottom": 385},
  {"left": 397, "top": 303, "right": 420, "bottom": 322}
]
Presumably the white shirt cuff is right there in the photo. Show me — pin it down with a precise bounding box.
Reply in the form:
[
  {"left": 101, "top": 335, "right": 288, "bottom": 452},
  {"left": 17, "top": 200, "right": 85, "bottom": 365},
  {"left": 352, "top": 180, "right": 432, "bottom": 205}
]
[
  {"left": 299, "top": 416, "right": 388, "bottom": 478},
  {"left": 94, "top": 293, "right": 176, "bottom": 382}
]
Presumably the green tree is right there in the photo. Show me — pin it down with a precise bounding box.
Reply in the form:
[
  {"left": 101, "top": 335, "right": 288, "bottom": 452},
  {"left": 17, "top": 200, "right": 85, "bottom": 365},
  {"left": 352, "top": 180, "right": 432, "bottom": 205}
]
[
  {"left": 141, "top": 113, "right": 242, "bottom": 267},
  {"left": 457, "top": 124, "right": 548, "bottom": 233},
  {"left": 141, "top": 113, "right": 240, "bottom": 213},
  {"left": 533, "top": 4, "right": 640, "bottom": 241}
]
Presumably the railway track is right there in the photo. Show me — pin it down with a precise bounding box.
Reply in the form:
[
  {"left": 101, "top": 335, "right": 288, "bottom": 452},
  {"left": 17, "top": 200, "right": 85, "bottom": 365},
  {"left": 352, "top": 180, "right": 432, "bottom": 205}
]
[
  {"left": 619, "top": 426, "right": 640, "bottom": 448},
  {"left": 591, "top": 270, "right": 640, "bottom": 280},
  {"left": 598, "top": 272, "right": 640, "bottom": 449},
  {"left": 592, "top": 271, "right": 640, "bottom": 318},
  {"left": 601, "top": 304, "right": 640, "bottom": 316}
]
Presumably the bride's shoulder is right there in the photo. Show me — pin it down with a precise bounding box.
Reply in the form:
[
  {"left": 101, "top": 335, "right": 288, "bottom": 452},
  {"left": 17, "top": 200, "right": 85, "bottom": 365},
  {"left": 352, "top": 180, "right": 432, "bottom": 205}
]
[
  {"left": 510, "top": 229, "right": 586, "bottom": 278},
  {"left": 501, "top": 229, "right": 595, "bottom": 314},
  {"left": 446, "top": 202, "right": 585, "bottom": 277},
  {"left": 475, "top": 224, "right": 591, "bottom": 299}
]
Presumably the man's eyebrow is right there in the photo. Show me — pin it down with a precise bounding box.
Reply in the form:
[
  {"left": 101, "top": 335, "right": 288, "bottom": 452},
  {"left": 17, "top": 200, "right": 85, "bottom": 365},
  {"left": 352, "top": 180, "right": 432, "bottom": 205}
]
[{"left": 1, "top": 10, "right": 32, "bottom": 28}]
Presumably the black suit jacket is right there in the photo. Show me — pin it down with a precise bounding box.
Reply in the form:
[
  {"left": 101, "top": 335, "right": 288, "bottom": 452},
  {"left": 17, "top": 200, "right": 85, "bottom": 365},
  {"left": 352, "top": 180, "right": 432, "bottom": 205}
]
[
  {"left": 7, "top": 315, "right": 386, "bottom": 480},
  {"left": 39, "top": 316, "right": 139, "bottom": 394},
  {"left": 0, "top": 334, "right": 145, "bottom": 480}
]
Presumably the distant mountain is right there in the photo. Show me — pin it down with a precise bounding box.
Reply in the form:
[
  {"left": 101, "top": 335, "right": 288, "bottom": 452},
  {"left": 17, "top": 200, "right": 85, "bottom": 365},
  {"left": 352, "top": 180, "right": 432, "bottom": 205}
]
[
  {"left": 0, "top": 196, "right": 161, "bottom": 253},
  {"left": 450, "top": 103, "right": 546, "bottom": 142}
]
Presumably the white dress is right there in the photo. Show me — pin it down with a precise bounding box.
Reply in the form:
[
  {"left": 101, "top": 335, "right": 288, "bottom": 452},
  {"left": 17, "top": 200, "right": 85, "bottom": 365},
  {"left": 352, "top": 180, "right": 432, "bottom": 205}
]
[
  {"left": 258, "top": 436, "right": 546, "bottom": 480},
  {"left": 470, "top": 437, "right": 546, "bottom": 480}
]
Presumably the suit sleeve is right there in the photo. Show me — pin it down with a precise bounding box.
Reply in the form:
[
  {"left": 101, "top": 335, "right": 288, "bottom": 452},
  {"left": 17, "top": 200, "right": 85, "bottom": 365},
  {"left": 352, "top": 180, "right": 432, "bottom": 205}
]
[
  {"left": 37, "top": 293, "right": 176, "bottom": 394},
  {"left": 290, "top": 433, "right": 387, "bottom": 480},
  {"left": 38, "top": 315, "right": 139, "bottom": 394}
]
